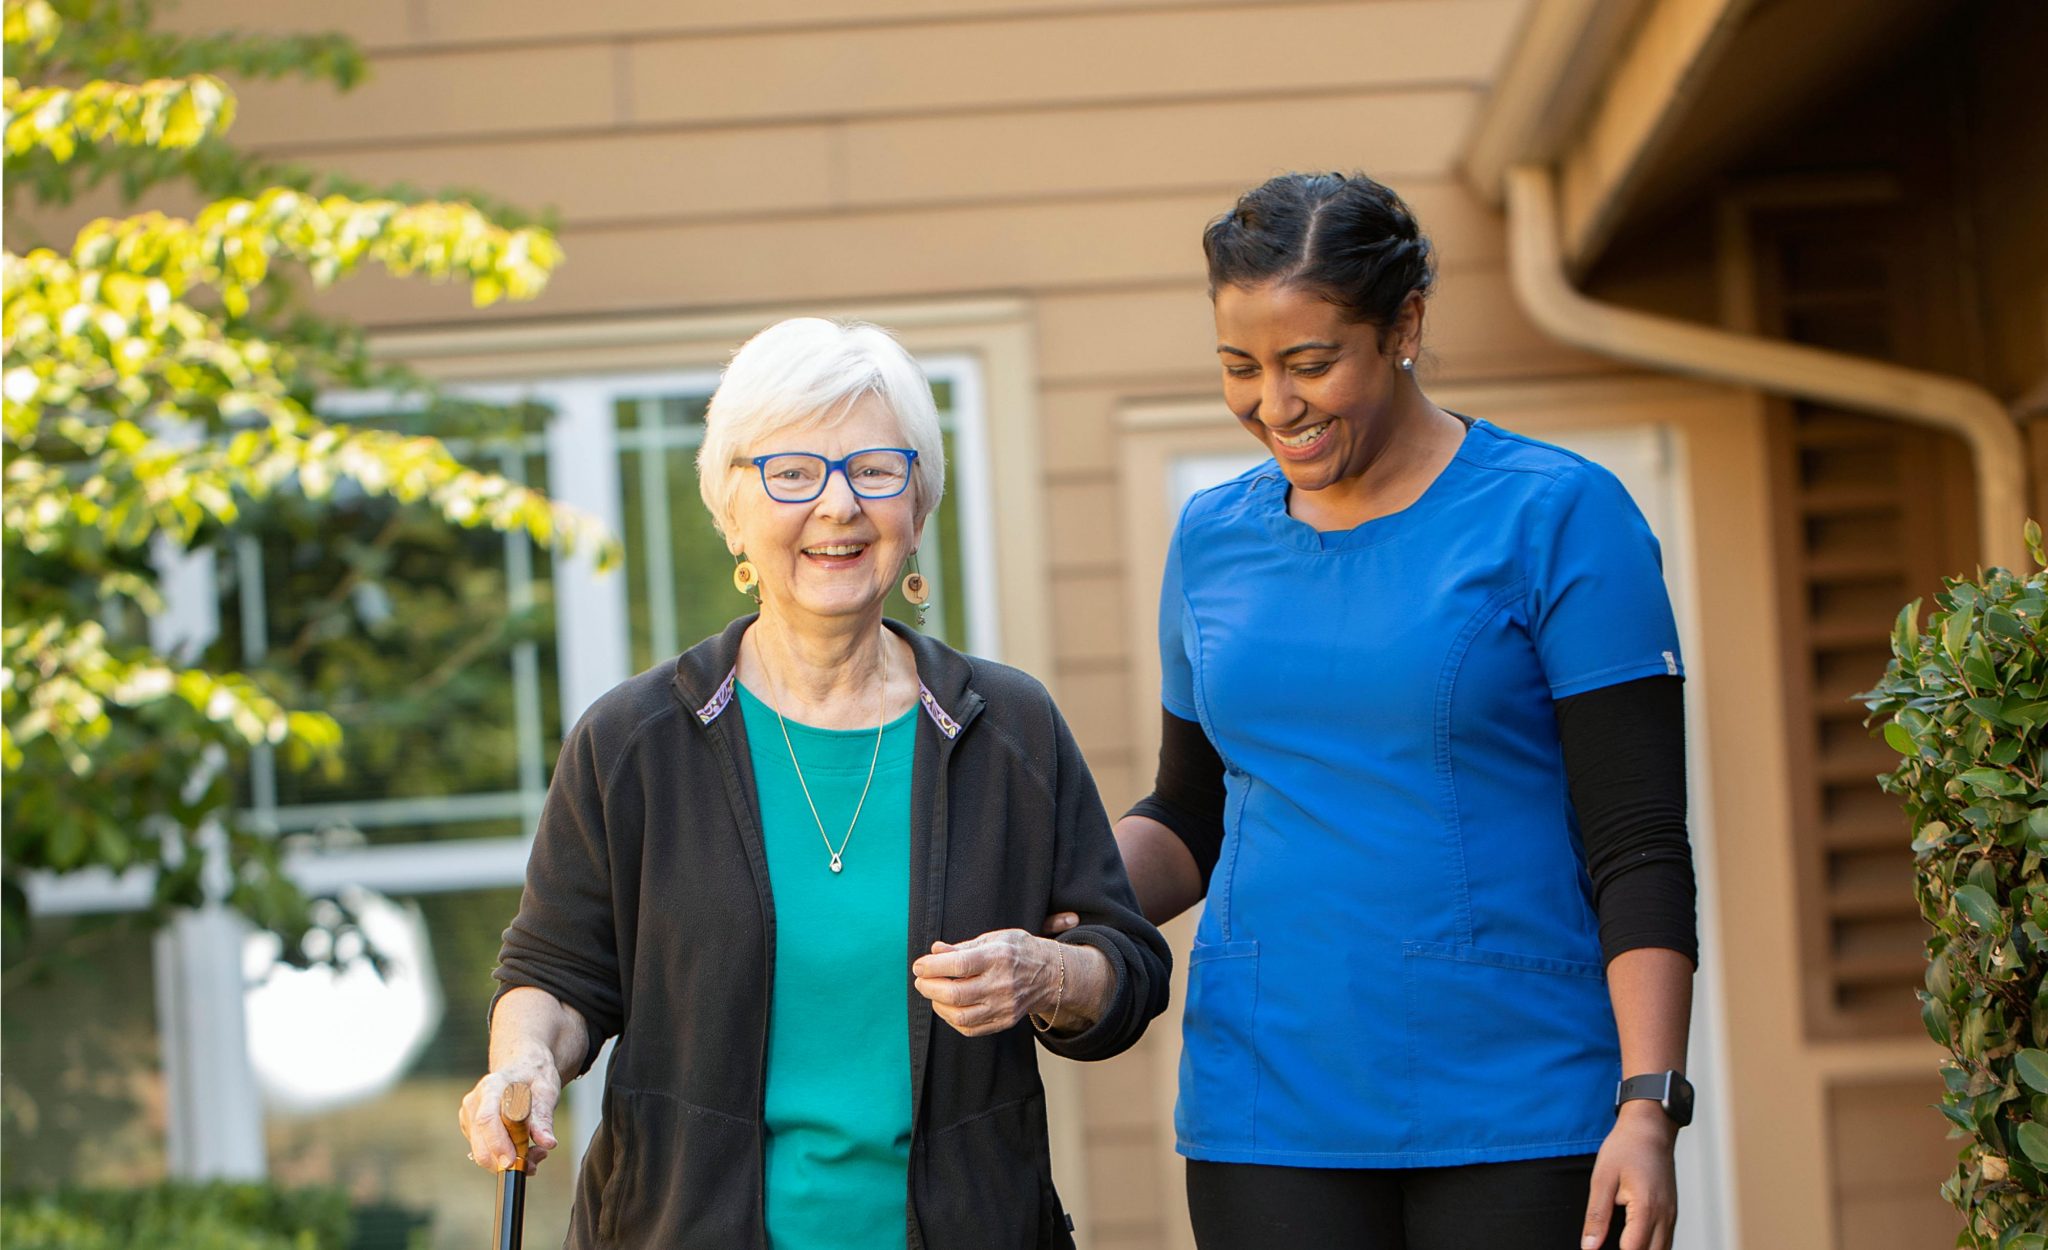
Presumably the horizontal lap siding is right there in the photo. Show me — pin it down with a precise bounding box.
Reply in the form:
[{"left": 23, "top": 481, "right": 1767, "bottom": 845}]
[
  {"left": 138, "top": 5, "right": 1584, "bottom": 1246},
  {"left": 210, "top": 1, "right": 1518, "bottom": 148},
  {"left": 166, "top": 0, "right": 1414, "bottom": 49},
  {"left": 619, "top": 2, "right": 1515, "bottom": 127}
]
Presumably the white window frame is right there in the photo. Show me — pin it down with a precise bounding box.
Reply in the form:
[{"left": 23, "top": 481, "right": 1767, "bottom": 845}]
[{"left": 21, "top": 299, "right": 1051, "bottom": 1191}]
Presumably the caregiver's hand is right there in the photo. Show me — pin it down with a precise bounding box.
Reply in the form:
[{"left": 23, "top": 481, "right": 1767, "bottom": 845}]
[{"left": 1580, "top": 1102, "right": 1678, "bottom": 1250}]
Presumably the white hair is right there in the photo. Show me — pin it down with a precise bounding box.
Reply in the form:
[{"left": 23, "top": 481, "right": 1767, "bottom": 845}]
[{"left": 696, "top": 317, "right": 946, "bottom": 545}]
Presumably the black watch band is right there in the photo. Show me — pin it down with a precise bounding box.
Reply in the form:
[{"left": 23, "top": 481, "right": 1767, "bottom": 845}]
[{"left": 1615, "top": 1071, "right": 1694, "bottom": 1127}]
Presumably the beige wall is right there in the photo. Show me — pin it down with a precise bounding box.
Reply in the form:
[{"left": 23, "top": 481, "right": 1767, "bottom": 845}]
[{"left": 117, "top": 2, "right": 1851, "bottom": 1247}]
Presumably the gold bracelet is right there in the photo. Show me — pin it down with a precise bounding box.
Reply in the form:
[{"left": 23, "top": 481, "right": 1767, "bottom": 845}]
[{"left": 1030, "top": 942, "right": 1067, "bottom": 1033}]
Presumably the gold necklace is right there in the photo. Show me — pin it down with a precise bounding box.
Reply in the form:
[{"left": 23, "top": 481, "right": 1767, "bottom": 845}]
[{"left": 761, "top": 641, "right": 887, "bottom": 875}]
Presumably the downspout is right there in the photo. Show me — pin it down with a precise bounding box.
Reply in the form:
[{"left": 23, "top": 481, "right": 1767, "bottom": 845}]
[{"left": 1505, "top": 164, "right": 2031, "bottom": 572}]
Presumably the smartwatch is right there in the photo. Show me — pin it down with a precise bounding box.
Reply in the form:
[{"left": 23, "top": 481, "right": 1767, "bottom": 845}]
[{"left": 1615, "top": 1071, "right": 1694, "bottom": 1127}]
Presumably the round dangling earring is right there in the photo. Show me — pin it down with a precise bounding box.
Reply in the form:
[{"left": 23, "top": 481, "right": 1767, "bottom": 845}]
[
  {"left": 732, "top": 555, "right": 761, "bottom": 605},
  {"left": 900, "top": 553, "right": 931, "bottom": 628}
]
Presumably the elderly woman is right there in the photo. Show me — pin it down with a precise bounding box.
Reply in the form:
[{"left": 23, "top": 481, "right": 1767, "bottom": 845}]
[{"left": 457, "top": 317, "right": 1169, "bottom": 1250}]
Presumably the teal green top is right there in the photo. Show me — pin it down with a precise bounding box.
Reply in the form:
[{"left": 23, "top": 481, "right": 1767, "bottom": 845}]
[{"left": 737, "top": 682, "right": 917, "bottom": 1250}]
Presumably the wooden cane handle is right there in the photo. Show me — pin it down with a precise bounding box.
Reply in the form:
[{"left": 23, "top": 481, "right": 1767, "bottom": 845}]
[{"left": 500, "top": 1082, "right": 534, "bottom": 1173}]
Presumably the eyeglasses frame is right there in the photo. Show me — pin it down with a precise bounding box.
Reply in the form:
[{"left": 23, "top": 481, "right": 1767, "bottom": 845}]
[{"left": 747, "top": 447, "right": 920, "bottom": 504}]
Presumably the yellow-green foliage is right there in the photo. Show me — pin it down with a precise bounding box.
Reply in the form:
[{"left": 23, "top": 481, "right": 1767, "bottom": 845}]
[{"left": 1, "top": 0, "right": 605, "bottom": 958}]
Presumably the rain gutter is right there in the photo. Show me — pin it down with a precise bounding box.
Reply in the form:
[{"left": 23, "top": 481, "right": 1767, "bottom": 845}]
[{"left": 1506, "top": 163, "right": 2029, "bottom": 571}]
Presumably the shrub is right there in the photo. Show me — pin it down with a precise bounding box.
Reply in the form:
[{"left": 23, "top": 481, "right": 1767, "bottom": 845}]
[
  {"left": 1866, "top": 521, "right": 2048, "bottom": 1248},
  {"left": 0, "top": 1182, "right": 350, "bottom": 1250}
]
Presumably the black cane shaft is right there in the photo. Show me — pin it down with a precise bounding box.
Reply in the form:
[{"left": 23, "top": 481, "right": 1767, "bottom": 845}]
[{"left": 493, "top": 1169, "right": 527, "bottom": 1250}]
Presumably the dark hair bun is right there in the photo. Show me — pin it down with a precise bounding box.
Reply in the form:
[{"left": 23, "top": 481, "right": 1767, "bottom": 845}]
[{"left": 1202, "top": 172, "right": 1436, "bottom": 327}]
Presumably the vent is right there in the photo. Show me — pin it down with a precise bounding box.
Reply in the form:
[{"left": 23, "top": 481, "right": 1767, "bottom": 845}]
[{"left": 1754, "top": 210, "right": 1979, "bottom": 1038}]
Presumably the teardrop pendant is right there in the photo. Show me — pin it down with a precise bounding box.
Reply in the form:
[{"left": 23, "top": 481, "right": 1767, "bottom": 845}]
[{"left": 830, "top": 854, "right": 844, "bottom": 874}]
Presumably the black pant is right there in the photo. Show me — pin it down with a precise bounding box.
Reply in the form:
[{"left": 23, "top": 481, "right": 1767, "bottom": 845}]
[{"left": 1186, "top": 1156, "right": 1626, "bottom": 1250}]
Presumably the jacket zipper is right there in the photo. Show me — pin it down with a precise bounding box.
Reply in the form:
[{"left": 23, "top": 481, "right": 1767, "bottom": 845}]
[
  {"left": 906, "top": 691, "right": 981, "bottom": 1249},
  {"left": 703, "top": 711, "right": 777, "bottom": 1250}
]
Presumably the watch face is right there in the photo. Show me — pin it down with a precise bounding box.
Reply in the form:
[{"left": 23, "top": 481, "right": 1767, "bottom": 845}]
[{"left": 1667, "top": 1075, "right": 1695, "bottom": 1126}]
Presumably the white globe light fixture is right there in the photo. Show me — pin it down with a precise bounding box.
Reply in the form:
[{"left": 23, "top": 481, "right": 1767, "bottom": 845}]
[{"left": 243, "top": 887, "right": 444, "bottom": 1114}]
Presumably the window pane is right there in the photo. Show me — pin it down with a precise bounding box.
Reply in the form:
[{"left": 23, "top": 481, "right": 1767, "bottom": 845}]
[
  {"left": 617, "top": 393, "right": 736, "bottom": 673},
  {"left": 1, "top": 915, "right": 168, "bottom": 1193},
  {"left": 220, "top": 427, "right": 560, "bottom": 844},
  {"left": 259, "top": 888, "right": 573, "bottom": 1250}
]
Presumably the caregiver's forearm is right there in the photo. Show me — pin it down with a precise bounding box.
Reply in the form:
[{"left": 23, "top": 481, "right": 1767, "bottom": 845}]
[{"left": 1113, "top": 814, "right": 1206, "bottom": 926}]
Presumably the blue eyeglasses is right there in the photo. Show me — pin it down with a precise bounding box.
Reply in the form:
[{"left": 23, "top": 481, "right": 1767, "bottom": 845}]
[{"left": 750, "top": 448, "right": 919, "bottom": 504}]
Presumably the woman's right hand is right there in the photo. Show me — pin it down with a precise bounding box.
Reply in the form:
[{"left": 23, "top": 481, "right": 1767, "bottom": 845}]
[{"left": 457, "top": 1056, "right": 563, "bottom": 1173}]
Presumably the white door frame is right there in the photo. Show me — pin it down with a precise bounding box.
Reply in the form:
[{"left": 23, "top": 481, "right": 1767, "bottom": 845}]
[{"left": 1115, "top": 377, "right": 1736, "bottom": 1250}]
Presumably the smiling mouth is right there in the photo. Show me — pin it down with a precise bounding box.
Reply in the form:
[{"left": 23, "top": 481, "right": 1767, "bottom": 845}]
[
  {"left": 1272, "top": 419, "right": 1332, "bottom": 450},
  {"left": 803, "top": 542, "right": 868, "bottom": 558}
]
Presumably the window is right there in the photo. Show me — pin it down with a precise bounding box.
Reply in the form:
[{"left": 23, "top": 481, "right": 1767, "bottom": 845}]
[{"left": 222, "top": 406, "right": 560, "bottom": 854}]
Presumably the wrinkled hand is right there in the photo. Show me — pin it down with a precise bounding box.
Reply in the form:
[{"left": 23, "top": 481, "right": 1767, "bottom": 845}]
[
  {"left": 912, "top": 928, "right": 1061, "bottom": 1037},
  {"left": 457, "top": 1056, "right": 562, "bottom": 1173},
  {"left": 1581, "top": 1104, "right": 1678, "bottom": 1250}
]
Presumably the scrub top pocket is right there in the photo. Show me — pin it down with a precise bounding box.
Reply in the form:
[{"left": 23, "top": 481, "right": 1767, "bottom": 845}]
[
  {"left": 1399, "top": 941, "right": 1619, "bottom": 1156},
  {"left": 1176, "top": 939, "right": 1261, "bottom": 1151}
]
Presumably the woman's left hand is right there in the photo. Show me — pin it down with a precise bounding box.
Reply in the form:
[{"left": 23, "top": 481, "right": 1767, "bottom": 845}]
[
  {"left": 911, "top": 929, "right": 1059, "bottom": 1037},
  {"left": 1580, "top": 1103, "right": 1679, "bottom": 1250}
]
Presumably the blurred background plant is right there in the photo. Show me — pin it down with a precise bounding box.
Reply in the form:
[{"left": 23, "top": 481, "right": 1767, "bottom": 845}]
[
  {"left": 1866, "top": 521, "right": 2048, "bottom": 1249},
  {"left": 2, "top": 1, "right": 610, "bottom": 1233},
  {"left": 0, "top": 1182, "right": 353, "bottom": 1250},
  {"left": 1, "top": 0, "right": 601, "bottom": 967}
]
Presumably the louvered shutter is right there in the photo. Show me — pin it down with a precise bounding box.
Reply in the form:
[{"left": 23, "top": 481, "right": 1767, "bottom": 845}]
[{"left": 1753, "top": 209, "right": 1980, "bottom": 1037}]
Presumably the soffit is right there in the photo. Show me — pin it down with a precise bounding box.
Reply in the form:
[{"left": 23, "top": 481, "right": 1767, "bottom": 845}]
[
  {"left": 1468, "top": 0, "right": 1962, "bottom": 272},
  {"left": 1583, "top": 0, "right": 1960, "bottom": 261}
]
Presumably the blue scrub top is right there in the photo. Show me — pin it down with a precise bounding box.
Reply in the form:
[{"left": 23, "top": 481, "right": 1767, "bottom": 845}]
[{"left": 1163, "top": 419, "right": 1683, "bottom": 1168}]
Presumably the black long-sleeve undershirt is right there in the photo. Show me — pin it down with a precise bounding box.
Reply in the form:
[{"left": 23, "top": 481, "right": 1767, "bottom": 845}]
[{"left": 1125, "top": 674, "right": 1696, "bottom": 967}]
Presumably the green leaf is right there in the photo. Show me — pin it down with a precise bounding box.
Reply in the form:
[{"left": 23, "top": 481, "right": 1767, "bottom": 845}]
[
  {"left": 1956, "top": 885, "right": 2006, "bottom": 932},
  {"left": 2019, "top": 1050, "right": 2048, "bottom": 1094},
  {"left": 1966, "top": 696, "right": 2011, "bottom": 724},
  {"left": 1893, "top": 599, "right": 1922, "bottom": 660},
  {"left": 1963, "top": 1005, "right": 1992, "bottom": 1058},
  {"left": 1987, "top": 609, "right": 2030, "bottom": 641},
  {"left": 1883, "top": 720, "right": 1917, "bottom": 755},
  {"left": 1913, "top": 820, "right": 1954, "bottom": 853},
  {"left": 1927, "top": 951, "right": 1957, "bottom": 1002},
  {"left": 2009, "top": 701, "right": 2048, "bottom": 731},
  {"left": 1947, "top": 602, "right": 1978, "bottom": 662},
  {"left": 1959, "top": 767, "right": 2025, "bottom": 798},
  {"left": 2017, "top": 1121, "right": 2048, "bottom": 1170},
  {"left": 1967, "top": 654, "right": 2002, "bottom": 690}
]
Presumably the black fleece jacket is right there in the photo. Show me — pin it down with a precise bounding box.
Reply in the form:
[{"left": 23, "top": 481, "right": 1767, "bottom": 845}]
[{"left": 492, "top": 616, "right": 1170, "bottom": 1250}]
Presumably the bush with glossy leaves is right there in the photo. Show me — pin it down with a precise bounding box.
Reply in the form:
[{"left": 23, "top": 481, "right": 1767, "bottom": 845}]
[{"left": 1866, "top": 520, "right": 2048, "bottom": 1249}]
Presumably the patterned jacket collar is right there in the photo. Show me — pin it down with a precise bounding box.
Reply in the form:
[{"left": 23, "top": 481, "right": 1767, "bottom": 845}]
[{"left": 671, "top": 613, "right": 974, "bottom": 740}]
